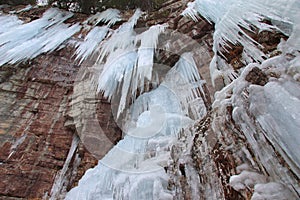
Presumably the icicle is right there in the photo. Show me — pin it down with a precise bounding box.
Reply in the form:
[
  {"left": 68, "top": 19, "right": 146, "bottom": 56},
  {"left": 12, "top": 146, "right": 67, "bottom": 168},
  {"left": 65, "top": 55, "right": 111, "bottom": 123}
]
[
  {"left": 50, "top": 135, "right": 79, "bottom": 199},
  {"left": 75, "top": 26, "right": 109, "bottom": 64},
  {"left": 85, "top": 8, "right": 121, "bottom": 27},
  {"left": 182, "top": 0, "right": 299, "bottom": 84},
  {"left": 181, "top": 2, "right": 200, "bottom": 22},
  {"left": 98, "top": 9, "right": 142, "bottom": 62},
  {"left": 134, "top": 24, "right": 166, "bottom": 86},
  {"left": 0, "top": 15, "right": 23, "bottom": 34},
  {"left": 97, "top": 48, "right": 137, "bottom": 100},
  {"left": 9, "top": 4, "right": 33, "bottom": 14},
  {"left": 74, "top": 8, "right": 121, "bottom": 64},
  {"left": 0, "top": 8, "right": 79, "bottom": 66},
  {"left": 169, "top": 53, "right": 207, "bottom": 119}
]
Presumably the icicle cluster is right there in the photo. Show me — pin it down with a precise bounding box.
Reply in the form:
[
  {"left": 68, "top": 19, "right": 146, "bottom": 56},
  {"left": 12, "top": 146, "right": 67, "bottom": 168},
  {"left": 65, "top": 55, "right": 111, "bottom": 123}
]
[
  {"left": 74, "top": 9, "right": 121, "bottom": 64},
  {"left": 182, "top": 0, "right": 300, "bottom": 197},
  {"left": 66, "top": 51, "right": 207, "bottom": 200},
  {"left": 85, "top": 8, "right": 121, "bottom": 27},
  {"left": 95, "top": 9, "right": 169, "bottom": 118},
  {"left": 0, "top": 8, "right": 81, "bottom": 66},
  {"left": 67, "top": 6, "right": 209, "bottom": 198},
  {"left": 74, "top": 26, "right": 109, "bottom": 64},
  {"left": 182, "top": 0, "right": 300, "bottom": 85}
]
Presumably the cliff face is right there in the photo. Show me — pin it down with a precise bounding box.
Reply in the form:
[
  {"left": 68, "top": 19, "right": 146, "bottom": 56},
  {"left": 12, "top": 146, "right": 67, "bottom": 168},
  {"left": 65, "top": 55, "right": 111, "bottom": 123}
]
[
  {"left": 0, "top": 0, "right": 299, "bottom": 199},
  {"left": 0, "top": 45, "right": 99, "bottom": 198},
  {"left": 0, "top": 2, "right": 212, "bottom": 199}
]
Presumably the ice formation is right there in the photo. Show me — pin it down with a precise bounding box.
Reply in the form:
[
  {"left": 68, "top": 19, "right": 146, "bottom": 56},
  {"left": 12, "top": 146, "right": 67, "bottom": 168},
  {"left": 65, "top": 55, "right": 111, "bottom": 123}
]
[
  {"left": 70, "top": 0, "right": 300, "bottom": 198},
  {"left": 182, "top": 0, "right": 299, "bottom": 85},
  {"left": 66, "top": 52, "right": 207, "bottom": 199},
  {"left": 0, "top": 0, "right": 298, "bottom": 199},
  {"left": 0, "top": 8, "right": 80, "bottom": 66},
  {"left": 98, "top": 8, "right": 142, "bottom": 61},
  {"left": 95, "top": 9, "right": 143, "bottom": 119},
  {"left": 96, "top": 11, "right": 168, "bottom": 118},
  {"left": 134, "top": 24, "right": 166, "bottom": 91},
  {"left": 229, "top": 170, "right": 267, "bottom": 191},
  {"left": 85, "top": 8, "right": 121, "bottom": 27},
  {"left": 0, "top": 15, "right": 23, "bottom": 34},
  {"left": 74, "top": 26, "right": 109, "bottom": 64},
  {"left": 74, "top": 9, "right": 121, "bottom": 64},
  {"left": 210, "top": 55, "right": 300, "bottom": 196},
  {"left": 180, "top": 0, "right": 300, "bottom": 198},
  {"left": 252, "top": 182, "right": 297, "bottom": 200},
  {"left": 50, "top": 136, "right": 79, "bottom": 200}
]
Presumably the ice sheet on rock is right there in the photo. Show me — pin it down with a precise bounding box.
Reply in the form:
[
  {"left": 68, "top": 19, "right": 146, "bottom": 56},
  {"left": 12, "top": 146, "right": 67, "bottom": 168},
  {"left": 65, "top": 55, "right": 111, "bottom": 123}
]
[
  {"left": 212, "top": 56, "right": 300, "bottom": 196},
  {"left": 249, "top": 80, "right": 300, "bottom": 177},
  {"left": 66, "top": 129, "right": 179, "bottom": 199},
  {"left": 0, "top": 15, "right": 23, "bottom": 34},
  {"left": 0, "top": 8, "right": 79, "bottom": 66},
  {"left": 252, "top": 182, "right": 298, "bottom": 200}
]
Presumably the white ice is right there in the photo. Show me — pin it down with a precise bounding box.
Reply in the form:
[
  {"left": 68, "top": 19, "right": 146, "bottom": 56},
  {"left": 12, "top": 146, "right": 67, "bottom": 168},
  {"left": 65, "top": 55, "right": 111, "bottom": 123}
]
[
  {"left": 0, "top": 8, "right": 80, "bottom": 66},
  {"left": 67, "top": 51, "right": 206, "bottom": 199},
  {"left": 182, "top": 0, "right": 299, "bottom": 85},
  {"left": 75, "top": 26, "right": 109, "bottom": 64}
]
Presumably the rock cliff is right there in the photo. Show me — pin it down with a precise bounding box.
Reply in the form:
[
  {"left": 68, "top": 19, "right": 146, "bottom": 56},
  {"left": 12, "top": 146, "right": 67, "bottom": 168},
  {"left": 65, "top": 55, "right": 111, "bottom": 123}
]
[{"left": 0, "top": 0, "right": 299, "bottom": 199}]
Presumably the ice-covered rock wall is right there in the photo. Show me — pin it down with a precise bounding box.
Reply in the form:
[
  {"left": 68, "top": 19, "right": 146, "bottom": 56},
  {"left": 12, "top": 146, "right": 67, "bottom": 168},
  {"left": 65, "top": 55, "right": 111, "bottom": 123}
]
[
  {"left": 66, "top": 8, "right": 209, "bottom": 197},
  {"left": 168, "top": 0, "right": 300, "bottom": 199},
  {"left": 0, "top": 0, "right": 299, "bottom": 199}
]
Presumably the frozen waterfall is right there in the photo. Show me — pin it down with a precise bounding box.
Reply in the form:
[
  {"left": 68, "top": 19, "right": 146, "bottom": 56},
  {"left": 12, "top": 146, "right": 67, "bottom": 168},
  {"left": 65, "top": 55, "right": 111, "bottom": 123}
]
[{"left": 66, "top": 50, "right": 207, "bottom": 199}]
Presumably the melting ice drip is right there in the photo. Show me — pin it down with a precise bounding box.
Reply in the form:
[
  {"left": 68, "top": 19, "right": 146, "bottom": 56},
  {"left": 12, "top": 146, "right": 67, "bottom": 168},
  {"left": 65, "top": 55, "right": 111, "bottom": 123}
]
[{"left": 66, "top": 9, "right": 207, "bottom": 199}]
